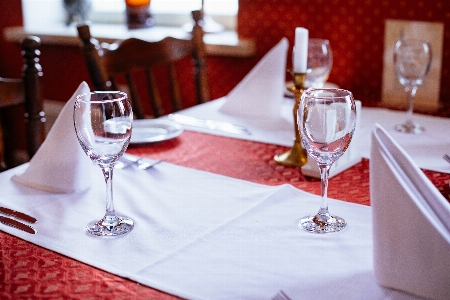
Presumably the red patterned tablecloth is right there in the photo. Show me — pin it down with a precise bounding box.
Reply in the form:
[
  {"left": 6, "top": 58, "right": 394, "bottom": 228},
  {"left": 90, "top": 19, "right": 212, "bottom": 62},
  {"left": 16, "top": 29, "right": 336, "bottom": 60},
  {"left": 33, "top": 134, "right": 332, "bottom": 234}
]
[{"left": 1, "top": 131, "right": 449, "bottom": 299}]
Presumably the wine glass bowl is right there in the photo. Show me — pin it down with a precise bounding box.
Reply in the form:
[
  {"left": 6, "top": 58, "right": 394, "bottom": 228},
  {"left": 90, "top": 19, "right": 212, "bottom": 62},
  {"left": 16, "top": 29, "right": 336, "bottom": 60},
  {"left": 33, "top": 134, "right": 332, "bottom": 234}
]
[
  {"left": 74, "top": 91, "right": 134, "bottom": 237},
  {"left": 393, "top": 39, "right": 432, "bottom": 134},
  {"left": 305, "top": 39, "right": 333, "bottom": 88},
  {"left": 298, "top": 88, "right": 356, "bottom": 233}
]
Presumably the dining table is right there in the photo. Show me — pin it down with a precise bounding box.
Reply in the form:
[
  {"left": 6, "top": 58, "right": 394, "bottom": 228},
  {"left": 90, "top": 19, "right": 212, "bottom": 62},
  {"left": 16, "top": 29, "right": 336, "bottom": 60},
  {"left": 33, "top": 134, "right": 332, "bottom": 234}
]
[{"left": 1, "top": 93, "right": 450, "bottom": 299}]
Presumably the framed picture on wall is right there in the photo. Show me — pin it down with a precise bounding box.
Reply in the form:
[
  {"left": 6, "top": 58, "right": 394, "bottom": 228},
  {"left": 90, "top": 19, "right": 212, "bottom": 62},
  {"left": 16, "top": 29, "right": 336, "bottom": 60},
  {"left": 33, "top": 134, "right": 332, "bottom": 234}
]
[{"left": 381, "top": 19, "right": 444, "bottom": 113}]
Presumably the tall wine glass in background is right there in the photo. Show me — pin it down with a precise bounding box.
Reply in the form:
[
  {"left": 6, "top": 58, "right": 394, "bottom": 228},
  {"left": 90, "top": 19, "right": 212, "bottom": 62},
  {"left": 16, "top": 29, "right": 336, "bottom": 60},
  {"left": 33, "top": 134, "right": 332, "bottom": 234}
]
[
  {"left": 305, "top": 39, "right": 333, "bottom": 88},
  {"left": 74, "top": 91, "right": 134, "bottom": 237},
  {"left": 393, "top": 39, "right": 431, "bottom": 134},
  {"left": 298, "top": 88, "right": 356, "bottom": 233}
]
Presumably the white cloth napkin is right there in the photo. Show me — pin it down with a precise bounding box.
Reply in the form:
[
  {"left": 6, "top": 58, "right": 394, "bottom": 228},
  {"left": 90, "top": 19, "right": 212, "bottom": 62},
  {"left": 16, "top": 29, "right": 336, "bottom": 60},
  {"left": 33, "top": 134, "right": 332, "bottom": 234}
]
[
  {"left": 13, "top": 81, "right": 96, "bottom": 193},
  {"left": 370, "top": 124, "right": 450, "bottom": 300},
  {"left": 219, "top": 38, "right": 289, "bottom": 119}
]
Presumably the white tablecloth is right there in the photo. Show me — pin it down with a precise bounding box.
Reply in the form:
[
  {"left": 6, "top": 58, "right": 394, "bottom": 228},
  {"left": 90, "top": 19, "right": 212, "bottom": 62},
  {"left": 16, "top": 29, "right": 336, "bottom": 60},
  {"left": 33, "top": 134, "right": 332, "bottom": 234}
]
[
  {"left": 0, "top": 162, "right": 421, "bottom": 299},
  {"left": 171, "top": 98, "right": 450, "bottom": 174}
]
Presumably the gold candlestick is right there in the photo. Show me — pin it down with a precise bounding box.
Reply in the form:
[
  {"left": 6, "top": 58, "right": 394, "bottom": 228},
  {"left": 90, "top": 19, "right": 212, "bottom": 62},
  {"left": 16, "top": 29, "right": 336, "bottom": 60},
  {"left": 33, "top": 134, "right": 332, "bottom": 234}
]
[{"left": 274, "top": 72, "right": 308, "bottom": 167}]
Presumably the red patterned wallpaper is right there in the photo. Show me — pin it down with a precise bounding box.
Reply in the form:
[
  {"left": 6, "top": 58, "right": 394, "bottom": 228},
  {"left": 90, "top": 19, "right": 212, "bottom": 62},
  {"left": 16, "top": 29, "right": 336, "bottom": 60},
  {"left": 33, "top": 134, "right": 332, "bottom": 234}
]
[
  {"left": 2, "top": 1, "right": 450, "bottom": 115},
  {"left": 237, "top": 0, "right": 450, "bottom": 108}
]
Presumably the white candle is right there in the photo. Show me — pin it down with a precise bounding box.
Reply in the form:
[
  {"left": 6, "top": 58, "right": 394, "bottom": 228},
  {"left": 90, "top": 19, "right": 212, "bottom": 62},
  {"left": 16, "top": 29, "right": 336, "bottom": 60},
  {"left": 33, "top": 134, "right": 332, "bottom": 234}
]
[{"left": 293, "top": 27, "right": 308, "bottom": 73}]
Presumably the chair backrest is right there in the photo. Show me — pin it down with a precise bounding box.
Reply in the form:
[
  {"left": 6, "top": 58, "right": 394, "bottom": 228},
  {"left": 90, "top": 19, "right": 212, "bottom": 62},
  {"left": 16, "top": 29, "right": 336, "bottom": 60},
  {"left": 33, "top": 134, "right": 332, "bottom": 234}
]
[
  {"left": 0, "top": 36, "right": 46, "bottom": 170},
  {"left": 77, "top": 10, "right": 210, "bottom": 119}
]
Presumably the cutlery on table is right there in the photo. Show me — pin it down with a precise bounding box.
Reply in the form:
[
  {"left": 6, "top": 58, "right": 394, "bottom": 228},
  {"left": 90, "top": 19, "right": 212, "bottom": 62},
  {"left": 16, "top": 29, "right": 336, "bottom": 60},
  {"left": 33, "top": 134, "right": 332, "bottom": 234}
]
[
  {"left": 168, "top": 113, "right": 252, "bottom": 135},
  {"left": 445, "top": 155, "right": 450, "bottom": 186},
  {"left": 272, "top": 290, "right": 292, "bottom": 300},
  {"left": 0, "top": 216, "right": 37, "bottom": 234},
  {"left": 0, "top": 206, "right": 37, "bottom": 223},
  {"left": 443, "top": 154, "right": 450, "bottom": 164},
  {"left": 116, "top": 153, "right": 163, "bottom": 170}
]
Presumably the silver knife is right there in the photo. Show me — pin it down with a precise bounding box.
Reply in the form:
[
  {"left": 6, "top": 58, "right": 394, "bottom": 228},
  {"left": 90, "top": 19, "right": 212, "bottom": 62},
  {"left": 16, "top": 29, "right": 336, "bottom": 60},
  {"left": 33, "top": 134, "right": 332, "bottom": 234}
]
[
  {"left": 168, "top": 114, "right": 251, "bottom": 135},
  {"left": 0, "top": 215, "right": 37, "bottom": 234},
  {"left": 0, "top": 206, "right": 37, "bottom": 223}
]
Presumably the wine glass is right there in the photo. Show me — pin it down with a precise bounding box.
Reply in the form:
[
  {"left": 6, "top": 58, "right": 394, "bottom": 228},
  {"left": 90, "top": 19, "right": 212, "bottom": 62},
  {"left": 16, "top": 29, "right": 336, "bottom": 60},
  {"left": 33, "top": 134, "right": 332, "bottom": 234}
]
[
  {"left": 305, "top": 39, "right": 333, "bottom": 88},
  {"left": 393, "top": 39, "right": 432, "bottom": 134},
  {"left": 298, "top": 88, "right": 356, "bottom": 233},
  {"left": 74, "top": 91, "right": 134, "bottom": 237}
]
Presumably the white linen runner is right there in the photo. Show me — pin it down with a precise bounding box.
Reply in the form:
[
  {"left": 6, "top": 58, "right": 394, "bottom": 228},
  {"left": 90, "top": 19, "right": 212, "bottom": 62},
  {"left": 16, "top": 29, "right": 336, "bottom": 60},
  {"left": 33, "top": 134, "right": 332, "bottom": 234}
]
[{"left": 0, "top": 162, "right": 424, "bottom": 299}]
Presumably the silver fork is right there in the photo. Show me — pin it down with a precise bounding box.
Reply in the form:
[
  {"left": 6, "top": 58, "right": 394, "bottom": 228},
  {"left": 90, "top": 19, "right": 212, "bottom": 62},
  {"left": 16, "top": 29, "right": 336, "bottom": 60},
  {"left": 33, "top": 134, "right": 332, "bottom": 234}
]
[
  {"left": 116, "top": 154, "right": 162, "bottom": 170},
  {"left": 272, "top": 290, "right": 292, "bottom": 300},
  {"left": 444, "top": 154, "right": 450, "bottom": 164}
]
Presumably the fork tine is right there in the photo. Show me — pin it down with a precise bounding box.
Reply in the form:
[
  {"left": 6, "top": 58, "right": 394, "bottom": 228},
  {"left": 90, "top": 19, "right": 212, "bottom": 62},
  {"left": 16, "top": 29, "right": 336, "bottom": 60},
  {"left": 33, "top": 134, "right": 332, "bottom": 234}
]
[
  {"left": 443, "top": 154, "right": 450, "bottom": 163},
  {"left": 116, "top": 156, "right": 163, "bottom": 170},
  {"left": 136, "top": 159, "right": 163, "bottom": 170},
  {"left": 115, "top": 160, "right": 129, "bottom": 169},
  {"left": 272, "top": 290, "right": 292, "bottom": 300}
]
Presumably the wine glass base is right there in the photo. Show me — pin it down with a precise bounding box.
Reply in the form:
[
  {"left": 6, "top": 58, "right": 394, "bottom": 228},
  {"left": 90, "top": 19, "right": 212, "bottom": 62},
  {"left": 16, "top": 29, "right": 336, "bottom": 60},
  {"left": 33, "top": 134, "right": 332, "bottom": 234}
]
[
  {"left": 86, "top": 215, "right": 134, "bottom": 237},
  {"left": 299, "top": 213, "right": 346, "bottom": 233},
  {"left": 395, "top": 123, "right": 424, "bottom": 134}
]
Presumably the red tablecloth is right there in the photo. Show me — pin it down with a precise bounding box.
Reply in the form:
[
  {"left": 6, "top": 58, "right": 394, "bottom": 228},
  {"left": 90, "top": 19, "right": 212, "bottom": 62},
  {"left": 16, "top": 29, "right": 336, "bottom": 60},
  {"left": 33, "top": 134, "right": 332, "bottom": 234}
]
[{"left": 1, "top": 131, "right": 449, "bottom": 299}]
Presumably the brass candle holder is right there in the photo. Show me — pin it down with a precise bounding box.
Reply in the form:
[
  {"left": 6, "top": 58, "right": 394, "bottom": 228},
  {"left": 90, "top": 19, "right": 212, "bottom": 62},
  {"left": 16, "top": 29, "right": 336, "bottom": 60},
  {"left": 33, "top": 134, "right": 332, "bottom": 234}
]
[{"left": 274, "top": 72, "right": 308, "bottom": 167}]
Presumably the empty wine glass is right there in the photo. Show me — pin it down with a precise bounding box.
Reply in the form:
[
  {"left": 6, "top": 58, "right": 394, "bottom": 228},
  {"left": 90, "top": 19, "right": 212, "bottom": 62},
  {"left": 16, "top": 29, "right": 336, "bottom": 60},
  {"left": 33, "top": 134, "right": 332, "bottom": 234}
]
[
  {"left": 393, "top": 39, "right": 431, "bottom": 134},
  {"left": 305, "top": 39, "right": 333, "bottom": 88},
  {"left": 298, "top": 88, "right": 356, "bottom": 233},
  {"left": 74, "top": 91, "right": 134, "bottom": 237}
]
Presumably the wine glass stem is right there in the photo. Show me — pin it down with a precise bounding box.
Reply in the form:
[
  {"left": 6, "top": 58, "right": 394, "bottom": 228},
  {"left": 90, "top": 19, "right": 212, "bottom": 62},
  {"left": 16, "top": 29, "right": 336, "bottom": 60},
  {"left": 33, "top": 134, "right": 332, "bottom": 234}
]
[
  {"left": 102, "top": 165, "right": 115, "bottom": 217},
  {"left": 319, "top": 164, "right": 331, "bottom": 214},
  {"left": 405, "top": 86, "right": 418, "bottom": 125}
]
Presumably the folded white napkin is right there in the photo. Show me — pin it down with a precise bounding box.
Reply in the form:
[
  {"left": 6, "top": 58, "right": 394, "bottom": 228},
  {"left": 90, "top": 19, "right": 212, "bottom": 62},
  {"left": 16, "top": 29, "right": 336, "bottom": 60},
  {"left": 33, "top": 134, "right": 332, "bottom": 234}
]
[
  {"left": 370, "top": 124, "right": 450, "bottom": 300},
  {"left": 13, "top": 82, "right": 96, "bottom": 193},
  {"left": 219, "top": 38, "right": 288, "bottom": 119}
]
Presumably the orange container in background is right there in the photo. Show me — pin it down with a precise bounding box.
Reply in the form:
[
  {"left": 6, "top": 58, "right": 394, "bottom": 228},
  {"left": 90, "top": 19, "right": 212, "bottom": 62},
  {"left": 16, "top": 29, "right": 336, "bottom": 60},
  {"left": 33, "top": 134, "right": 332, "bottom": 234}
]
[{"left": 125, "top": 0, "right": 154, "bottom": 29}]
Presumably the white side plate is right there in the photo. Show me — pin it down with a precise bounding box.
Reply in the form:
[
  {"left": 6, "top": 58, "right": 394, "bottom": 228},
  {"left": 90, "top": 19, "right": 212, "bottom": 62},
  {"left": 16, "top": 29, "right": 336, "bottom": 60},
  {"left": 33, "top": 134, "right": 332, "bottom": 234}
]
[{"left": 130, "top": 119, "right": 183, "bottom": 144}]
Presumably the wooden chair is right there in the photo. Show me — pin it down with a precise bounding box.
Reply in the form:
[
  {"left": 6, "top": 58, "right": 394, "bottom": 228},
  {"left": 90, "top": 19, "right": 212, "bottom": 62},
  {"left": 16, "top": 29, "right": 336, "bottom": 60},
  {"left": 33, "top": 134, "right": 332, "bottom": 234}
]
[
  {"left": 77, "top": 10, "right": 210, "bottom": 119},
  {"left": 0, "top": 36, "right": 46, "bottom": 170}
]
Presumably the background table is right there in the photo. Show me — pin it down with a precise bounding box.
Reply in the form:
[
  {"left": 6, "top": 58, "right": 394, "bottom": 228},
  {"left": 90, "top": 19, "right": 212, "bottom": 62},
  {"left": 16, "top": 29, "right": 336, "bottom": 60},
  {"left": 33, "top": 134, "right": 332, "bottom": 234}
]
[{"left": 1, "top": 130, "right": 449, "bottom": 299}]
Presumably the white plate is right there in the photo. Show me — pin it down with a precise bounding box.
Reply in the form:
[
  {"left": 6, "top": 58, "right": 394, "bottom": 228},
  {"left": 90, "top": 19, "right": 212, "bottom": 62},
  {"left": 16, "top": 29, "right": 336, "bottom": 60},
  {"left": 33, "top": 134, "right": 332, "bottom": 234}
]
[{"left": 130, "top": 119, "right": 183, "bottom": 144}]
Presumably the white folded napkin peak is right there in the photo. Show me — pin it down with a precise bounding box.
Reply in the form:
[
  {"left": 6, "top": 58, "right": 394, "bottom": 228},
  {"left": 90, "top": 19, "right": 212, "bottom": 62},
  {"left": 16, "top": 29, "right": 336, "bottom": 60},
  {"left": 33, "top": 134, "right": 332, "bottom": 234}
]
[
  {"left": 219, "top": 38, "right": 289, "bottom": 119},
  {"left": 370, "top": 124, "right": 450, "bottom": 300},
  {"left": 13, "top": 81, "right": 96, "bottom": 193}
]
